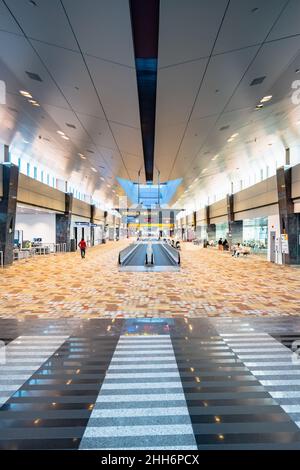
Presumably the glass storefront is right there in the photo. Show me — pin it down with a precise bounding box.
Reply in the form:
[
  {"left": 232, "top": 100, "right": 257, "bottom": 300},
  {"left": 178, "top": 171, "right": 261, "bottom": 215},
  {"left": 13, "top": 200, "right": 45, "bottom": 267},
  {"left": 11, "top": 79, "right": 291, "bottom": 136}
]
[
  {"left": 242, "top": 217, "right": 268, "bottom": 255},
  {"left": 216, "top": 222, "right": 229, "bottom": 241}
]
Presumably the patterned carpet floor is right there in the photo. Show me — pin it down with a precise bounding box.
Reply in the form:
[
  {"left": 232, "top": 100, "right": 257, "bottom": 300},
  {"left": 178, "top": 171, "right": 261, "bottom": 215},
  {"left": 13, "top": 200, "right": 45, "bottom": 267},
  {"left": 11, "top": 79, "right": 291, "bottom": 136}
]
[{"left": 1, "top": 240, "right": 300, "bottom": 319}]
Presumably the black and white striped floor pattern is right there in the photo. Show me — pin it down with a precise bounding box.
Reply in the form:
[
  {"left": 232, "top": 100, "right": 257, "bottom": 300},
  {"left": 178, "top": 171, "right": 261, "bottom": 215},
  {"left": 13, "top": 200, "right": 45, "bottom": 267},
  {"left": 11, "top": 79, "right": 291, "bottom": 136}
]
[{"left": 0, "top": 317, "right": 300, "bottom": 450}]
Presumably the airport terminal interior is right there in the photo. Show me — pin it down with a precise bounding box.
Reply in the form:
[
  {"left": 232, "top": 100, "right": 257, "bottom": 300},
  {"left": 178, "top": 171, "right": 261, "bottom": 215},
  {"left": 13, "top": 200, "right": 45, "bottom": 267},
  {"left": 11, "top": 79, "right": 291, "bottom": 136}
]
[{"left": 1, "top": 0, "right": 300, "bottom": 453}]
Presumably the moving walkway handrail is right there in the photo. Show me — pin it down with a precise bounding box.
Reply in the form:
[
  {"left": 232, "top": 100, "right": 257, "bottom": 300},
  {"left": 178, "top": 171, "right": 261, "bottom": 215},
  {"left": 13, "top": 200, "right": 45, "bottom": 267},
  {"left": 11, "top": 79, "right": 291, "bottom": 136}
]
[
  {"left": 118, "top": 243, "right": 140, "bottom": 265},
  {"left": 161, "top": 242, "right": 181, "bottom": 265}
]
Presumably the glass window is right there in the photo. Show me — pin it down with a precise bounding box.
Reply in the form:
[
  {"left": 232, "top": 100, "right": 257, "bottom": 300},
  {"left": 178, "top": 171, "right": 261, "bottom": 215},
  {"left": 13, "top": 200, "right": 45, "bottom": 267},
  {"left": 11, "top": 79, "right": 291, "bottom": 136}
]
[
  {"left": 242, "top": 217, "right": 268, "bottom": 256},
  {"left": 27, "top": 163, "right": 30, "bottom": 177},
  {"left": 34, "top": 167, "right": 37, "bottom": 179}
]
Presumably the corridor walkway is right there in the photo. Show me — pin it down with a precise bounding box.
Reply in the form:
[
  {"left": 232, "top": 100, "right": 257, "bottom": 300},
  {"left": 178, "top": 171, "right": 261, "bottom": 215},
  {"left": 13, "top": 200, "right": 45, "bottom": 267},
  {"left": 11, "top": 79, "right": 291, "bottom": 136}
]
[{"left": 1, "top": 241, "right": 300, "bottom": 319}]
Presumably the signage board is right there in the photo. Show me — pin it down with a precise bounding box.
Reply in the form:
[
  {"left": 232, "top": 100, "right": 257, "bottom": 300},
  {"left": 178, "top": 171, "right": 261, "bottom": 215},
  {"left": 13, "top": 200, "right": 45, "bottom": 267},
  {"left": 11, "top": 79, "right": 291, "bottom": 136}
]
[{"left": 281, "top": 233, "right": 289, "bottom": 254}]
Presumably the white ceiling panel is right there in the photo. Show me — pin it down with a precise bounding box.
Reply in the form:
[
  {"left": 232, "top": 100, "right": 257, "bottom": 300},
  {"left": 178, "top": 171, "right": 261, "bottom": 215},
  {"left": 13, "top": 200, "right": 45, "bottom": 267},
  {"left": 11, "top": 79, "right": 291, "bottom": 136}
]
[
  {"left": 154, "top": 122, "right": 187, "bottom": 181},
  {"left": 158, "top": 0, "right": 228, "bottom": 67},
  {"left": 5, "top": 0, "right": 79, "bottom": 50},
  {"left": 175, "top": 115, "right": 218, "bottom": 162},
  {"left": 109, "top": 122, "right": 143, "bottom": 157},
  {"left": 0, "top": 31, "right": 69, "bottom": 108},
  {"left": 0, "top": 1, "right": 22, "bottom": 34},
  {"left": 214, "top": 0, "right": 287, "bottom": 55},
  {"left": 191, "top": 46, "right": 259, "bottom": 120},
  {"left": 86, "top": 56, "right": 140, "bottom": 128},
  {"left": 63, "top": 0, "right": 135, "bottom": 66},
  {"left": 226, "top": 36, "right": 300, "bottom": 112},
  {"left": 76, "top": 114, "right": 117, "bottom": 151},
  {"left": 32, "top": 41, "right": 106, "bottom": 119},
  {"left": 268, "top": 0, "right": 300, "bottom": 41},
  {"left": 156, "top": 58, "right": 207, "bottom": 126}
]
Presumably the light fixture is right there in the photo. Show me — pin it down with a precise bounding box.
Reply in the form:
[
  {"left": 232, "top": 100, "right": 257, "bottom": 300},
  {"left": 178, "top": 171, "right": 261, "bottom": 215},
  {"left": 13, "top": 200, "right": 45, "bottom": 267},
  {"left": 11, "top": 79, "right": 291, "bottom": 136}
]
[
  {"left": 212, "top": 154, "right": 219, "bottom": 161},
  {"left": 28, "top": 99, "right": 37, "bottom": 104},
  {"left": 255, "top": 104, "right": 264, "bottom": 109},
  {"left": 61, "top": 135, "right": 69, "bottom": 140},
  {"left": 227, "top": 137, "right": 234, "bottom": 142},
  {"left": 91, "top": 167, "right": 97, "bottom": 172},
  {"left": 260, "top": 95, "right": 272, "bottom": 103},
  {"left": 57, "top": 130, "right": 65, "bottom": 135},
  {"left": 201, "top": 168, "right": 207, "bottom": 174},
  {"left": 32, "top": 102, "right": 40, "bottom": 107},
  {"left": 231, "top": 133, "right": 239, "bottom": 138},
  {"left": 19, "top": 90, "right": 32, "bottom": 98},
  {"left": 78, "top": 153, "right": 86, "bottom": 160},
  {"left": 100, "top": 176, "right": 105, "bottom": 181}
]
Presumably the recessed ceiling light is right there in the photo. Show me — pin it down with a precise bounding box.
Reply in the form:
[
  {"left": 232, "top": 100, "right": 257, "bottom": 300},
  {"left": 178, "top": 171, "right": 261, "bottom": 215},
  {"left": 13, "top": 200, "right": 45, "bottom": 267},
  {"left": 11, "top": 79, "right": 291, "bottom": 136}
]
[
  {"left": 33, "top": 102, "right": 40, "bottom": 107},
  {"left": 231, "top": 133, "right": 239, "bottom": 138},
  {"left": 212, "top": 154, "right": 219, "bottom": 161},
  {"left": 57, "top": 130, "right": 65, "bottom": 135},
  {"left": 61, "top": 135, "right": 69, "bottom": 140},
  {"left": 201, "top": 168, "right": 207, "bottom": 174},
  {"left": 227, "top": 137, "right": 234, "bottom": 142},
  {"left": 23, "top": 139, "right": 29, "bottom": 144},
  {"left": 19, "top": 90, "right": 32, "bottom": 98},
  {"left": 255, "top": 104, "right": 264, "bottom": 109},
  {"left": 91, "top": 167, "right": 97, "bottom": 172},
  {"left": 28, "top": 99, "right": 37, "bottom": 104},
  {"left": 260, "top": 95, "right": 272, "bottom": 103}
]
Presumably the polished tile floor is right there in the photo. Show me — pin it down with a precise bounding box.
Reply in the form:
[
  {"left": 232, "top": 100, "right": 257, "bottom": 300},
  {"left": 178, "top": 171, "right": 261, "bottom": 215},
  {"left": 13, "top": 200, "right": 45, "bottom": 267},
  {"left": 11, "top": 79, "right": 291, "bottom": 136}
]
[
  {"left": 1, "top": 241, "right": 300, "bottom": 319},
  {"left": 1, "top": 317, "right": 300, "bottom": 450}
]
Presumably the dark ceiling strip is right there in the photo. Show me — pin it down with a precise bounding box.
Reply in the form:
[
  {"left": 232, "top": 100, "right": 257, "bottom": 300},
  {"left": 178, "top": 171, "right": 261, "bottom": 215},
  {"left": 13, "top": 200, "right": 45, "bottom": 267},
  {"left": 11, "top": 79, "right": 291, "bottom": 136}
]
[{"left": 130, "top": 0, "right": 160, "bottom": 182}]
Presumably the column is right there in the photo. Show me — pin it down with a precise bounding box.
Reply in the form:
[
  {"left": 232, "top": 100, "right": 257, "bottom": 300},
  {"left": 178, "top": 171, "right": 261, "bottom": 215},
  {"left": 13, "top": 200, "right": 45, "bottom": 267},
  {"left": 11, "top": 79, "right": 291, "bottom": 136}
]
[
  {"left": 226, "top": 193, "right": 243, "bottom": 245},
  {"left": 0, "top": 163, "right": 19, "bottom": 265},
  {"left": 56, "top": 193, "right": 73, "bottom": 252},
  {"left": 276, "top": 166, "right": 300, "bottom": 265},
  {"left": 206, "top": 205, "right": 216, "bottom": 241},
  {"left": 90, "top": 204, "right": 95, "bottom": 247}
]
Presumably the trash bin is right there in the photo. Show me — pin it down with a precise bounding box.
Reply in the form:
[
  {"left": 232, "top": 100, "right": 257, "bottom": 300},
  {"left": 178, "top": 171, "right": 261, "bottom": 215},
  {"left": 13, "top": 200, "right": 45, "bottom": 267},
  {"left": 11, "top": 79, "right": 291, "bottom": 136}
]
[{"left": 70, "top": 239, "right": 76, "bottom": 252}]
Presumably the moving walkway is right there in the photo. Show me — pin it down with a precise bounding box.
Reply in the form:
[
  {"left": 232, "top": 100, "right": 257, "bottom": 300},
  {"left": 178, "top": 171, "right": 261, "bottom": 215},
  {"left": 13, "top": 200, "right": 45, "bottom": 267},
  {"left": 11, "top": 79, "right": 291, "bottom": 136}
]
[{"left": 118, "top": 241, "right": 180, "bottom": 272}]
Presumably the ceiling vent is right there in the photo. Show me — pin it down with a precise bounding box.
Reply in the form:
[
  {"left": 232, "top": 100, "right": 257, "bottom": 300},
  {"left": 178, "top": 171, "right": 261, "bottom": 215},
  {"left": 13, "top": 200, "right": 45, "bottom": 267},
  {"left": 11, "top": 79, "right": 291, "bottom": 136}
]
[
  {"left": 219, "top": 125, "right": 230, "bottom": 131},
  {"left": 66, "top": 123, "right": 76, "bottom": 129},
  {"left": 250, "top": 76, "right": 266, "bottom": 86},
  {"left": 26, "top": 71, "right": 42, "bottom": 82}
]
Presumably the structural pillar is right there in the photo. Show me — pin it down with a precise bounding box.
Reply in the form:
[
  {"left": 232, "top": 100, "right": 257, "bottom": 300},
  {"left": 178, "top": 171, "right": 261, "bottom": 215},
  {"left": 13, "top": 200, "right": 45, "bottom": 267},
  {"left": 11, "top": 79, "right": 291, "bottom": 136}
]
[
  {"left": 206, "top": 205, "right": 216, "bottom": 241},
  {"left": 276, "top": 166, "right": 300, "bottom": 264},
  {"left": 0, "top": 163, "right": 19, "bottom": 265},
  {"left": 227, "top": 193, "right": 243, "bottom": 245},
  {"left": 90, "top": 204, "right": 95, "bottom": 246},
  {"left": 56, "top": 193, "right": 73, "bottom": 252}
]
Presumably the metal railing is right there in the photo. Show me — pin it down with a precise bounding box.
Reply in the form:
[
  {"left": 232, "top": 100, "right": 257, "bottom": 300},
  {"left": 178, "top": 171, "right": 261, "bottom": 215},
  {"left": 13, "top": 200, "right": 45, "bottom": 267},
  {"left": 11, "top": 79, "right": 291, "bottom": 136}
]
[
  {"left": 118, "top": 243, "right": 138, "bottom": 265},
  {"left": 161, "top": 242, "right": 181, "bottom": 265}
]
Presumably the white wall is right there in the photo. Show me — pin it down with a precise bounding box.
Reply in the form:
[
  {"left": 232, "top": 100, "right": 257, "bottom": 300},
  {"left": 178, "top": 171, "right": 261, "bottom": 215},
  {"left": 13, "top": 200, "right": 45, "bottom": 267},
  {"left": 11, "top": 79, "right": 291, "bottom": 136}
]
[{"left": 15, "top": 213, "right": 56, "bottom": 244}]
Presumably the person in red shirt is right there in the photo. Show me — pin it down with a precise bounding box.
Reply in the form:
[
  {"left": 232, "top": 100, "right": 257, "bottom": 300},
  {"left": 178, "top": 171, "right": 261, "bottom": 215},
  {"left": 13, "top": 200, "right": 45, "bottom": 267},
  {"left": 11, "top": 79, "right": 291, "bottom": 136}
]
[{"left": 78, "top": 238, "right": 87, "bottom": 259}]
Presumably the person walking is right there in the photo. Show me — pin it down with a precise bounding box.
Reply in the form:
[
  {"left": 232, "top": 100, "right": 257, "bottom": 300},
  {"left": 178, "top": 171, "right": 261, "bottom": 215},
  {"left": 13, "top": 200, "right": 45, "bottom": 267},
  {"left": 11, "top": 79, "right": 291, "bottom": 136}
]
[
  {"left": 218, "top": 238, "right": 223, "bottom": 251},
  {"left": 78, "top": 238, "right": 87, "bottom": 259}
]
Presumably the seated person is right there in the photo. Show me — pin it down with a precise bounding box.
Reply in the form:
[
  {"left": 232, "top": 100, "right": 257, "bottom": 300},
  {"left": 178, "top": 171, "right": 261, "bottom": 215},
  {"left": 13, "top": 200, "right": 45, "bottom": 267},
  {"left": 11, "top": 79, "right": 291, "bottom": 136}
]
[{"left": 232, "top": 242, "right": 241, "bottom": 257}]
